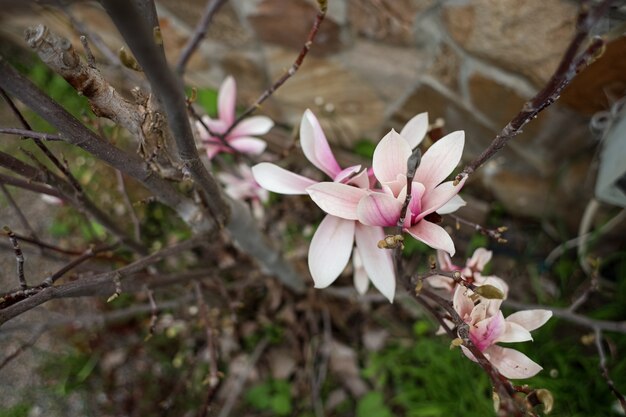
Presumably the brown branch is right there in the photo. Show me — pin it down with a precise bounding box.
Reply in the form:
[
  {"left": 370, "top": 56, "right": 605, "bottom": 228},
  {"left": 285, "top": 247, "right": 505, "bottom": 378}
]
[
  {"left": 0, "top": 172, "right": 63, "bottom": 199},
  {"left": 100, "top": 0, "right": 230, "bottom": 225},
  {"left": 176, "top": 0, "right": 229, "bottom": 76},
  {"left": 0, "top": 127, "right": 64, "bottom": 141},
  {"left": 3, "top": 227, "right": 27, "bottom": 290},
  {"left": 220, "top": 1, "right": 327, "bottom": 139},
  {"left": 24, "top": 25, "right": 145, "bottom": 138},
  {"left": 0, "top": 184, "right": 39, "bottom": 240},
  {"left": 0, "top": 237, "right": 210, "bottom": 326},
  {"left": 0, "top": 57, "right": 210, "bottom": 233},
  {"left": 42, "top": 244, "right": 118, "bottom": 286},
  {"left": 449, "top": 214, "right": 508, "bottom": 243},
  {"left": 595, "top": 328, "right": 626, "bottom": 412},
  {"left": 455, "top": 0, "right": 613, "bottom": 183}
]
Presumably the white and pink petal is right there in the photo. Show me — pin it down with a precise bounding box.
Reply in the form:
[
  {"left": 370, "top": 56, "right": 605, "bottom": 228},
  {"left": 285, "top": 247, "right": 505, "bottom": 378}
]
[
  {"left": 300, "top": 109, "right": 342, "bottom": 178},
  {"left": 355, "top": 224, "right": 396, "bottom": 302},
  {"left": 252, "top": 163, "right": 317, "bottom": 195},
  {"left": 399, "top": 112, "right": 428, "bottom": 149},
  {"left": 356, "top": 193, "right": 403, "bottom": 227},
  {"left": 414, "top": 130, "right": 465, "bottom": 190},
  {"left": 373, "top": 130, "right": 411, "bottom": 184},
  {"left": 308, "top": 215, "right": 355, "bottom": 288},
  {"left": 307, "top": 182, "right": 368, "bottom": 220},
  {"left": 406, "top": 220, "right": 456, "bottom": 256},
  {"left": 484, "top": 345, "right": 543, "bottom": 379},
  {"left": 218, "top": 76, "right": 236, "bottom": 125}
]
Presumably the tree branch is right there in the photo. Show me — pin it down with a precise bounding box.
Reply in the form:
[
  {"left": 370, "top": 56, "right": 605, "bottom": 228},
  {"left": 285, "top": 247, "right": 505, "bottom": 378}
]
[
  {"left": 455, "top": 0, "right": 613, "bottom": 183},
  {"left": 176, "top": 0, "right": 228, "bottom": 76},
  {"left": 100, "top": 0, "right": 230, "bottom": 225}
]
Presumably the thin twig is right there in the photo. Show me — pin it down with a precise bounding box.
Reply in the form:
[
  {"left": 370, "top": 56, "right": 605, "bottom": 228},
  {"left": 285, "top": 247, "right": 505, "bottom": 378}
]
[
  {"left": 42, "top": 244, "right": 117, "bottom": 286},
  {"left": 145, "top": 285, "right": 159, "bottom": 338},
  {"left": 0, "top": 184, "right": 39, "bottom": 240},
  {"left": 0, "top": 173, "right": 63, "bottom": 199},
  {"left": 220, "top": 1, "right": 327, "bottom": 139},
  {"left": 3, "top": 226, "right": 27, "bottom": 289},
  {"left": 594, "top": 328, "right": 626, "bottom": 412},
  {"left": 217, "top": 337, "right": 270, "bottom": 417},
  {"left": 115, "top": 170, "right": 142, "bottom": 242},
  {"left": 455, "top": 0, "right": 613, "bottom": 184},
  {"left": 0, "top": 327, "right": 45, "bottom": 371},
  {"left": 176, "top": 0, "right": 228, "bottom": 76},
  {"left": 194, "top": 281, "right": 221, "bottom": 417},
  {"left": 449, "top": 214, "right": 508, "bottom": 243},
  {"left": 0, "top": 127, "right": 64, "bottom": 141}
]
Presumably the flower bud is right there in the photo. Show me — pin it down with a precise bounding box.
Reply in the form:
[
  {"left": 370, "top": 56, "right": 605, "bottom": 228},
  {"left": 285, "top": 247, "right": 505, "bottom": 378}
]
[
  {"left": 473, "top": 284, "right": 505, "bottom": 300},
  {"left": 536, "top": 389, "right": 554, "bottom": 414}
]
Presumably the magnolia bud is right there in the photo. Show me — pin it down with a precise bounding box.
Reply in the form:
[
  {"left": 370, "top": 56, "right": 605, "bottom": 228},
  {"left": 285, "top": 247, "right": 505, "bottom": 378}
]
[
  {"left": 536, "top": 389, "right": 554, "bottom": 414},
  {"left": 474, "top": 284, "right": 505, "bottom": 300},
  {"left": 449, "top": 338, "right": 463, "bottom": 350},
  {"left": 492, "top": 390, "right": 500, "bottom": 413}
]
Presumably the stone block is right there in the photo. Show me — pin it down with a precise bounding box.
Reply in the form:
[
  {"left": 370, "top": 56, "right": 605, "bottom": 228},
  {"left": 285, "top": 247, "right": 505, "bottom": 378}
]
[
  {"left": 247, "top": 0, "right": 345, "bottom": 55},
  {"left": 442, "top": 0, "right": 577, "bottom": 86},
  {"left": 560, "top": 37, "right": 626, "bottom": 115}
]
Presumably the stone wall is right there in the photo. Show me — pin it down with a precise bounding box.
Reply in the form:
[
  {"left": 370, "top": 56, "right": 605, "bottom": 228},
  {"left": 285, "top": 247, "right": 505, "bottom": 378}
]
[{"left": 1, "top": 0, "right": 625, "bottom": 227}]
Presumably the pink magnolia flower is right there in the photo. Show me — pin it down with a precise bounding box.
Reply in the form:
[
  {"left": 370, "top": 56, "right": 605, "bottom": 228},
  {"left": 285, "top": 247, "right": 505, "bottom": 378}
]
[
  {"left": 217, "top": 163, "right": 269, "bottom": 220},
  {"left": 430, "top": 248, "right": 509, "bottom": 294},
  {"left": 307, "top": 113, "right": 466, "bottom": 256},
  {"left": 252, "top": 110, "right": 396, "bottom": 301},
  {"left": 453, "top": 282, "right": 552, "bottom": 379},
  {"left": 196, "top": 76, "right": 273, "bottom": 159}
]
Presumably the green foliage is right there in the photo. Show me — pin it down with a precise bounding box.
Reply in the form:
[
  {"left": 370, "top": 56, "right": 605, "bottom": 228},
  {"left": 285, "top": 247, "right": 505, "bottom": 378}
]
[
  {"left": 0, "top": 404, "right": 30, "bottom": 417},
  {"left": 353, "top": 140, "right": 377, "bottom": 159},
  {"left": 403, "top": 238, "right": 431, "bottom": 257},
  {"left": 191, "top": 87, "right": 218, "bottom": 117},
  {"left": 356, "top": 392, "right": 394, "bottom": 417},
  {"left": 40, "top": 349, "right": 100, "bottom": 395},
  {"left": 363, "top": 319, "right": 494, "bottom": 417},
  {"left": 245, "top": 379, "right": 293, "bottom": 416}
]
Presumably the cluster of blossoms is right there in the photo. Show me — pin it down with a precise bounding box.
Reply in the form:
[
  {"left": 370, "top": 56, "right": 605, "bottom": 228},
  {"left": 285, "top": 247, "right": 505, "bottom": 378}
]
[
  {"left": 195, "top": 77, "right": 272, "bottom": 215},
  {"left": 251, "top": 109, "right": 466, "bottom": 302},
  {"left": 195, "top": 77, "right": 551, "bottom": 380},
  {"left": 434, "top": 248, "right": 552, "bottom": 379}
]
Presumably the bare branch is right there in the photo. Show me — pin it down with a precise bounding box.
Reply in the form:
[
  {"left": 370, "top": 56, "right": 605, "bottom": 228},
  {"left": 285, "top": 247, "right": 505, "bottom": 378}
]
[
  {"left": 0, "top": 237, "right": 210, "bottom": 326},
  {"left": 455, "top": 0, "right": 613, "bottom": 183},
  {"left": 176, "top": 0, "right": 228, "bottom": 76},
  {"left": 3, "top": 227, "right": 27, "bottom": 290},
  {"left": 595, "top": 328, "right": 626, "bottom": 412},
  {"left": 100, "top": 0, "right": 230, "bottom": 225},
  {"left": 0, "top": 184, "right": 39, "bottom": 240},
  {"left": 220, "top": 1, "right": 327, "bottom": 138},
  {"left": 0, "top": 127, "right": 64, "bottom": 141},
  {"left": 0, "top": 57, "right": 210, "bottom": 232}
]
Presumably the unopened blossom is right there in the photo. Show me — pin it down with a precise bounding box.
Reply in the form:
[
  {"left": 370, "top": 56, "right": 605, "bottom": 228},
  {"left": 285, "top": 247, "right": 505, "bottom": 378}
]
[
  {"left": 217, "top": 163, "right": 269, "bottom": 220},
  {"left": 196, "top": 76, "right": 273, "bottom": 159},
  {"left": 307, "top": 113, "right": 466, "bottom": 256},
  {"left": 430, "top": 248, "right": 508, "bottom": 294},
  {"left": 453, "top": 281, "right": 552, "bottom": 379},
  {"left": 252, "top": 110, "right": 396, "bottom": 301}
]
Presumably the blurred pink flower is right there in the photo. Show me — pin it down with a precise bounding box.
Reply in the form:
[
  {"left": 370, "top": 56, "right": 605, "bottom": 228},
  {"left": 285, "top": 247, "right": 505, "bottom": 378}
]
[
  {"left": 453, "top": 281, "right": 552, "bottom": 379},
  {"left": 252, "top": 110, "right": 396, "bottom": 301},
  {"left": 218, "top": 163, "right": 268, "bottom": 220},
  {"left": 307, "top": 113, "right": 466, "bottom": 256},
  {"left": 196, "top": 76, "right": 273, "bottom": 159},
  {"left": 430, "top": 248, "right": 508, "bottom": 294}
]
